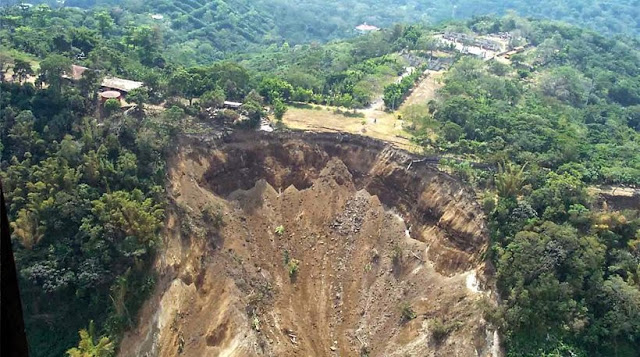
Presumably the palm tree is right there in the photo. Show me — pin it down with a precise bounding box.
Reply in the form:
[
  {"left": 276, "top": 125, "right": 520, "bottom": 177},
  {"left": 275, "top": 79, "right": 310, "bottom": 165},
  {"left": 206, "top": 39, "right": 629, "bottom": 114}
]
[
  {"left": 66, "top": 321, "right": 114, "bottom": 357},
  {"left": 495, "top": 162, "right": 527, "bottom": 198}
]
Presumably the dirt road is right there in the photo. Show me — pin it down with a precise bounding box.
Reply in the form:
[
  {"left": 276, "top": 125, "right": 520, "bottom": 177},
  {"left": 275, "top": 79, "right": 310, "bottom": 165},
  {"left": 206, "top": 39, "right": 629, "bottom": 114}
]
[
  {"left": 282, "top": 64, "right": 434, "bottom": 152},
  {"left": 400, "top": 70, "right": 444, "bottom": 109}
]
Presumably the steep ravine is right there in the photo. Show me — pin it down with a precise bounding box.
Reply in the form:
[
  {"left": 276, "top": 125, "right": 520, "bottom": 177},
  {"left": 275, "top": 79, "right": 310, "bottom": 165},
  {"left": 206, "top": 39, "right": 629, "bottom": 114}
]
[{"left": 118, "top": 131, "right": 501, "bottom": 357}]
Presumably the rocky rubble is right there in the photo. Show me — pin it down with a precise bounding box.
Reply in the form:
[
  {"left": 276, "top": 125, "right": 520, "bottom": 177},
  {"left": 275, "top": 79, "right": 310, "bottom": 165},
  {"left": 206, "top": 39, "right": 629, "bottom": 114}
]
[{"left": 118, "top": 131, "right": 500, "bottom": 357}]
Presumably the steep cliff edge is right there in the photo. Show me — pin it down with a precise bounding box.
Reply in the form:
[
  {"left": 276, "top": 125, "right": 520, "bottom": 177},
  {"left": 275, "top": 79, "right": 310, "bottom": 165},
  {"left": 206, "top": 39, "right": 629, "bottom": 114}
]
[{"left": 118, "top": 131, "right": 500, "bottom": 357}]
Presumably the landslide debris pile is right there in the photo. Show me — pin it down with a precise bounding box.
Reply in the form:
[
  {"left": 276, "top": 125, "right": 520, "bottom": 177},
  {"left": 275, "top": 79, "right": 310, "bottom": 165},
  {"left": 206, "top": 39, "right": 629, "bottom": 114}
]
[{"left": 119, "top": 132, "right": 500, "bottom": 357}]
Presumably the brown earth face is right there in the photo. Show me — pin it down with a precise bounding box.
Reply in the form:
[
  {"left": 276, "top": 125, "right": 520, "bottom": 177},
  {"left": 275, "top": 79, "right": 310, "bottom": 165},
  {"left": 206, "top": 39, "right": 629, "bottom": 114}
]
[{"left": 118, "top": 132, "right": 501, "bottom": 357}]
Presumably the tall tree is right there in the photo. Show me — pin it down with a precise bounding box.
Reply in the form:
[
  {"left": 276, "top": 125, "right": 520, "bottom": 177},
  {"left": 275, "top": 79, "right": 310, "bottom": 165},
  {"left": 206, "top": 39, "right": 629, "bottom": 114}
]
[
  {"left": 126, "top": 88, "right": 149, "bottom": 117},
  {"left": 79, "top": 69, "right": 103, "bottom": 101},
  {"left": 12, "top": 59, "right": 34, "bottom": 84},
  {"left": 94, "top": 11, "right": 114, "bottom": 37},
  {"left": 38, "top": 54, "right": 72, "bottom": 92}
]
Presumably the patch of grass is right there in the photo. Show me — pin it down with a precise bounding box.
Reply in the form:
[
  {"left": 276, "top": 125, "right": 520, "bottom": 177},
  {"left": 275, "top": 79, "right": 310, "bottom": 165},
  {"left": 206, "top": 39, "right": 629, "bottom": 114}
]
[
  {"left": 202, "top": 203, "right": 224, "bottom": 230},
  {"left": 399, "top": 302, "right": 417, "bottom": 322},
  {"left": 392, "top": 243, "right": 403, "bottom": 264},
  {"left": 430, "top": 318, "right": 463, "bottom": 342},
  {"left": 275, "top": 225, "right": 285, "bottom": 236},
  {"left": 287, "top": 259, "right": 300, "bottom": 280},
  {"left": 230, "top": 250, "right": 243, "bottom": 264}
]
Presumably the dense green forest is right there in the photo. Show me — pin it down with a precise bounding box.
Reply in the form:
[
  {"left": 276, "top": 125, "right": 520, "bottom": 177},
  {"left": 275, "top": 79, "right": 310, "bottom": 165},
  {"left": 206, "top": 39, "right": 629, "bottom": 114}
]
[
  {"left": 0, "top": 4, "right": 267, "bottom": 355},
  {"left": 3, "top": 0, "right": 639, "bottom": 65},
  {"left": 417, "top": 18, "right": 640, "bottom": 186},
  {"left": 0, "top": 1, "right": 639, "bottom": 357},
  {"left": 0, "top": 82, "right": 169, "bottom": 355},
  {"left": 410, "top": 16, "right": 640, "bottom": 356}
]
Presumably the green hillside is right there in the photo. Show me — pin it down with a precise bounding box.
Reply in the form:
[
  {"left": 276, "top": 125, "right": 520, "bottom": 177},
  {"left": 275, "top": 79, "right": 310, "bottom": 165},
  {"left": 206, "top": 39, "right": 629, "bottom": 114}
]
[
  {"left": 0, "top": 2, "right": 639, "bottom": 357},
  {"left": 3, "top": 0, "right": 639, "bottom": 66}
]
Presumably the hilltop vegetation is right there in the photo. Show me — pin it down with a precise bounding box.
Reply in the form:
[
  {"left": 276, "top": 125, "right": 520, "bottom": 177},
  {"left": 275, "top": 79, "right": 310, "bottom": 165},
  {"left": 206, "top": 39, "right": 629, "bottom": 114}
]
[
  {"left": 3, "top": 0, "right": 639, "bottom": 66},
  {"left": 0, "top": 81, "right": 171, "bottom": 355},
  {"left": 405, "top": 16, "right": 640, "bottom": 357},
  {"left": 0, "top": 1, "right": 639, "bottom": 357},
  {"left": 414, "top": 17, "right": 640, "bottom": 187}
]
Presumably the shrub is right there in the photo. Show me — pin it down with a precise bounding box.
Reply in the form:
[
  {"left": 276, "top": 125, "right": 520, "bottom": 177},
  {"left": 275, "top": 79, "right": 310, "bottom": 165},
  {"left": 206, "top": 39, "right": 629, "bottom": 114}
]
[
  {"left": 216, "top": 109, "right": 240, "bottom": 122},
  {"left": 430, "top": 318, "right": 462, "bottom": 342},
  {"left": 252, "top": 315, "right": 260, "bottom": 331},
  {"left": 200, "top": 88, "right": 225, "bottom": 109},
  {"left": 442, "top": 121, "right": 464, "bottom": 142},
  {"left": 392, "top": 243, "right": 403, "bottom": 264},
  {"left": 103, "top": 98, "right": 121, "bottom": 117},
  {"left": 180, "top": 215, "right": 194, "bottom": 237},
  {"left": 282, "top": 250, "right": 299, "bottom": 280},
  {"left": 333, "top": 108, "right": 365, "bottom": 118},
  {"left": 399, "top": 302, "right": 417, "bottom": 322},
  {"left": 287, "top": 259, "right": 299, "bottom": 279},
  {"left": 273, "top": 98, "right": 287, "bottom": 121},
  {"left": 202, "top": 203, "right": 224, "bottom": 230},
  {"left": 481, "top": 192, "right": 497, "bottom": 215}
]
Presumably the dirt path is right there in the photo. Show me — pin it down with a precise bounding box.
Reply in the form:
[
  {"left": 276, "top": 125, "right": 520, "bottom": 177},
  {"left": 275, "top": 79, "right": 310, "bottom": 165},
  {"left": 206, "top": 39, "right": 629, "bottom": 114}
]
[
  {"left": 588, "top": 185, "right": 640, "bottom": 210},
  {"left": 400, "top": 70, "right": 444, "bottom": 109},
  {"left": 361, "top": 65, "right": 415, "bottom": 114},
  {"left": 282, "top": 64, "right": 429, "bottom": 152}
]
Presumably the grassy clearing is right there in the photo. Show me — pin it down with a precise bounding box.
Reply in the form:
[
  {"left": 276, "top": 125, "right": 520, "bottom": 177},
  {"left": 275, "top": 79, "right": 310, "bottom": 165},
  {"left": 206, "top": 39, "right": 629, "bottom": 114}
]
[{"left": 282, "top": 105, "right": 419, "bottom": 152}]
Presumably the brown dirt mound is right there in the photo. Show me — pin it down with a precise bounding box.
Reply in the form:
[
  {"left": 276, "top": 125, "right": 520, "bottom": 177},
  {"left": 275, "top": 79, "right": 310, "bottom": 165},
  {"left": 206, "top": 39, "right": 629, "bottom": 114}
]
[{"left": 118, "top": 132, "right": 501, "bottom": 357}]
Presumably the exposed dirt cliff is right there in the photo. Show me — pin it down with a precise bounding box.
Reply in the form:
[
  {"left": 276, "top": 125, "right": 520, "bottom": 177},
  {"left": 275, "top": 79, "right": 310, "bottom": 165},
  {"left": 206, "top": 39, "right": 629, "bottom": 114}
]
[{"left": 118, "top": 131, "right": 501, "bottom": 357}]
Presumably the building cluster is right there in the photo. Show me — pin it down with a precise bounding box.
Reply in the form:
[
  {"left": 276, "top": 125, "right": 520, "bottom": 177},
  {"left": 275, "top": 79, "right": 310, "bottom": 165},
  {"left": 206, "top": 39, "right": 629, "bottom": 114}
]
[
  {"left": 442, "top": 32, "right": 502, "bottom": 52},
  {"left": 63, "top": 65, "right": 144, "bottom": 107},
  {"left": 427, "top": 57, "right": 455, "bottom": 71},
  {"left": 494, "top": 32, "right": 513, "bottom": 40}
]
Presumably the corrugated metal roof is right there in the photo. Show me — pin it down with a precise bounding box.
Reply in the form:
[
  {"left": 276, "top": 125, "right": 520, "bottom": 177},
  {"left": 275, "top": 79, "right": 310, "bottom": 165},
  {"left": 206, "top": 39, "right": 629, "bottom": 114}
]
[
  {"left": 101, "top": 77, "right": 144, "bottom": 93},
  {"left": 62, "top": 64, "right": 144, "bottom": 93}
]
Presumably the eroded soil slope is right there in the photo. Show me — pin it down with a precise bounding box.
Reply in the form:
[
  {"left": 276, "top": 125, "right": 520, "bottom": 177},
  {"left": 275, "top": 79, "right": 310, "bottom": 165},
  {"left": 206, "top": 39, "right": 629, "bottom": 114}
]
[{"left": 119, "top": 132, "right": 500, "bottom": 357}]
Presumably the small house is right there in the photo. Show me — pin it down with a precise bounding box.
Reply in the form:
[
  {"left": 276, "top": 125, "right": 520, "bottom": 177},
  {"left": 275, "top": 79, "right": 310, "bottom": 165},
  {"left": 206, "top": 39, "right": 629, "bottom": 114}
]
[
  {"left": 101, "top": 77, "right": 144, "bottom": 95},
  {"left": 223, "top": 101, "right": 243, "bottom": 110},
  {"left": 356, "top": 23, "right": 380, "bottom": 33},
  {"left": 62, "top": 65, "right": 144, "bottom": 96}
]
